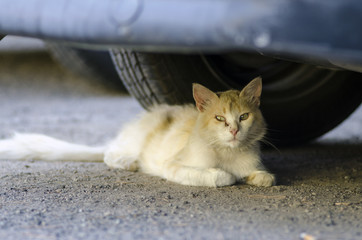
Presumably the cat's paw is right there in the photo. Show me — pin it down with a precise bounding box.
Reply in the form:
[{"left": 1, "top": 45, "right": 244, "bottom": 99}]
[
  {"left": 246, "top": 171, "right": 275, "bottom": 187},
  {"left": 104, "top": 150, "right": 138, "bottom": 171},
  {"left": 208, "top": 168, "right": 236, "bottom": 187}
]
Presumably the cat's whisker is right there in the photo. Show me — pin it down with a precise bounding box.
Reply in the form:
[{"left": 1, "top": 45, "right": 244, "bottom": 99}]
[
  {"left": 206, "top": 138, "right": 221, "bottom": 147},
  {"left": 264, "top": 128, "right": 283, "bottom": 133},
  {"left": 260, "top": 138, "right": 281, "bottom": 154}
]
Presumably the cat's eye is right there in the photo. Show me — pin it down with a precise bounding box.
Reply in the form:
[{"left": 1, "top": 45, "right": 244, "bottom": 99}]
[
  {"left": 215, "top": 115, "right": 226, "bottom": 122},
  {"left": 239, "top": 113, "right": 249, "bottom": 121}
]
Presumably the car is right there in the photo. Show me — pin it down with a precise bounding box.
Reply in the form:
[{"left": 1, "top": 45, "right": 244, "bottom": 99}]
[{"left": 1, "top": 0, "right": 361, "bottom": 145}]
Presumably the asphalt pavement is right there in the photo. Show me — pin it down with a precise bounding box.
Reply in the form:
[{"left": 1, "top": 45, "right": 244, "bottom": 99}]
[{"left": 0, "top": 37, "right": 361, "bottom": 240}]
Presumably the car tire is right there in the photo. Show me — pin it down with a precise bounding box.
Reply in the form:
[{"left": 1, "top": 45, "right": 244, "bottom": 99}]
[{"left": 110, "top": 49, "right": 362, "bottom": 145}]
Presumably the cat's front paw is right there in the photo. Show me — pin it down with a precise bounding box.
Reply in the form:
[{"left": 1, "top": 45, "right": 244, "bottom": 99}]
[
  {"left": 208, "top": 168, "right": 236, "bottom": 187},
  {"left": 246, "top": 171, "right": 275, "bottom": 187}
]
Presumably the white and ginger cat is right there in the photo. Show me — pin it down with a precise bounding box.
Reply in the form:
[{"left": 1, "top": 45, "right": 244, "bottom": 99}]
[{"left": 0, "top": 77, "right": 275, "bottom": 187}]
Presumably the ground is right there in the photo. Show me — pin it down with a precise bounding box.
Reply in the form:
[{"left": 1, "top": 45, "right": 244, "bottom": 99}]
[{"left": 0, "top": 37, "right": 361, "bottom": 240}]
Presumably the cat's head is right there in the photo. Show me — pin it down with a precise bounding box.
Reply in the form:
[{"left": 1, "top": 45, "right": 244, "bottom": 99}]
[{"left": 193, "top": 77, "right": 266, "bottom": 149}]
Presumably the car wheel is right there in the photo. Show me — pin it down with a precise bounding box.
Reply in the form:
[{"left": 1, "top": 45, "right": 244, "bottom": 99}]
[{"left": 110, "top": 49, "right": 362, "bottom": 145}]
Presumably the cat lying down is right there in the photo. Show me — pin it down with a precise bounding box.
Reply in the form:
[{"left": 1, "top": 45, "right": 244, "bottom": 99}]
[{"left": 0, "top": 77, "right": 275, "bottom": 187}]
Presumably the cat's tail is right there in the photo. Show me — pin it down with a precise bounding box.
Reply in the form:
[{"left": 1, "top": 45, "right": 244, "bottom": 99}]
[{"left": 0, "top": 133, "right": 105, "bottom": 162}]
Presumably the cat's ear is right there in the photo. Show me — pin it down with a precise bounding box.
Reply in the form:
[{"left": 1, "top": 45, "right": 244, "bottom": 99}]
[
  {"left": 240, "top": 77, "right": 262, "bottom": 106},
  {"left": 193, "top": 83, "right": 219, "bottom": 112}
]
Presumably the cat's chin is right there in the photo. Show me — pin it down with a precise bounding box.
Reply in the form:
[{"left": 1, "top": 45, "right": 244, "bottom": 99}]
[{"left": 225, "top": 139, "right": 241, "bottom": 148}]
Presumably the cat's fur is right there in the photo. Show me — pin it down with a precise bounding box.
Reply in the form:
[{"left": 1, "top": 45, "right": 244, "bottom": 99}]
[{"left": 0, "top": 77, "right": 275, "bottom": 187}]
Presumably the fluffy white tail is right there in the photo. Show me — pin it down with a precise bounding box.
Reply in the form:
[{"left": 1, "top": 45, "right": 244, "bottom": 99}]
[{"left": 0, "top": 133, "right": 105, "bottom": 162}]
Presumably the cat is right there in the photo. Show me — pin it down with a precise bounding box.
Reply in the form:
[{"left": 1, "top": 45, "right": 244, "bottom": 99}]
[{"left": 0, "top": 77, "right": 275, "bottom": 187}]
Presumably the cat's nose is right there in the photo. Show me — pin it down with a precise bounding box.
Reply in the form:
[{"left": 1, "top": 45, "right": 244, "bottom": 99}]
[{"left": 230, "top": 129, "right": 239, "bottom": 137}]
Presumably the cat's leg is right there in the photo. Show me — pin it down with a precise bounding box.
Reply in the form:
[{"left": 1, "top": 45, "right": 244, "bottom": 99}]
[
  {"left": 162, "top": 161, "right": 236, "bottom": 187},
  {"left": 246, "top": 170, "right": 275, "bottom": 187},
  {"left": 104, "top": 139, "right": 139, "bottom": 171},
  {"left": 103, "top": 125, "right": 143, "bottom": 171},
  {"left": 225, "top": 154, "right": 275, "bottom": 187}
]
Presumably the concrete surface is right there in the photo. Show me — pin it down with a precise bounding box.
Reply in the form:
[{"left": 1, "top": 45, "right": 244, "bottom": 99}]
[{"left": 0, "top": 38, "right": 361, "bottom": 240}]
